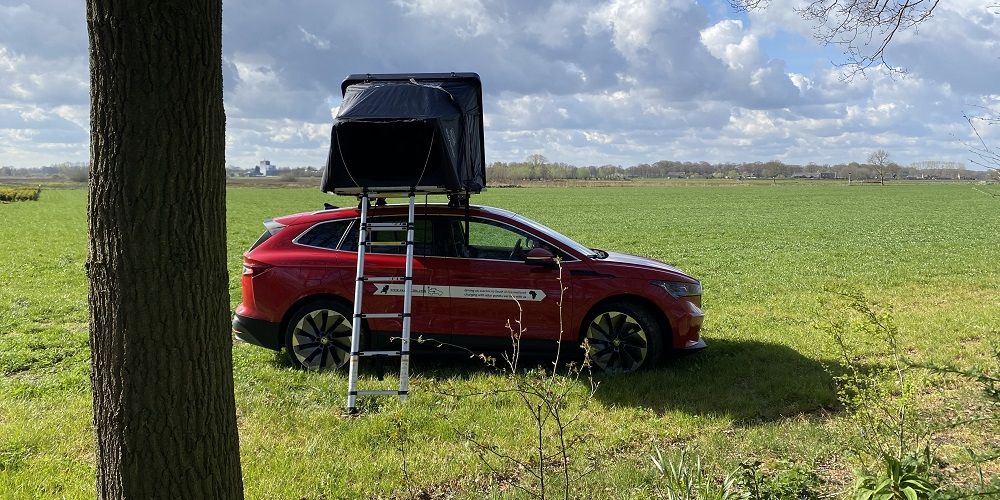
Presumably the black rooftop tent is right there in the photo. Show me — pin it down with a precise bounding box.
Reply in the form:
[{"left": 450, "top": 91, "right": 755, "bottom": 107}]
[{"left": 321, "top": 73, "right": 486, "bottom": 196}]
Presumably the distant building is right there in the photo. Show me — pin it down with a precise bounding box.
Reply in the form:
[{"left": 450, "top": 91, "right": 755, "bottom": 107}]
[
  {"left": 259, "top": 160, "right": 278, "bottom": 176},
  {"left": 248, "top": 166, "right": 262, "bottom": 177},
  {"left": 819, "top": 172, "right": 835, "bottom": 179}
]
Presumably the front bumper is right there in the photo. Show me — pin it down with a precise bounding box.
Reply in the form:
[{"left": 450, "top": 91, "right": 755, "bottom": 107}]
[
  {"left": 680, "top": 338, "right": 707, "bottom": 351},
  {"left": 232, "top": 313, "right": 282, "bottom": 351},
  {"left": 667, "top": 299, "right": 705, "bottom": 349}
]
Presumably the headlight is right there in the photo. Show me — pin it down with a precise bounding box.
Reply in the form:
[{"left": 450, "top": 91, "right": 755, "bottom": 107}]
[{"left": 652, "top": 280, "right": 702, "bottom": 298}]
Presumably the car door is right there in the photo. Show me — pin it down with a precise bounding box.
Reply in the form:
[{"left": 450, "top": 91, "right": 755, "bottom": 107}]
[
  {"left": 339, "top": 215, "right": 452, "bottom": 341},
  {"left": 444, "top": 216, "right": 569, "bottom": 345}
]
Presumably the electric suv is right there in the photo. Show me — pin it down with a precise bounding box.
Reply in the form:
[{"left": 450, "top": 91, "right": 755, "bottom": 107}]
[{"left": 233, "top": 203, "right": 705, "bottom": 373}]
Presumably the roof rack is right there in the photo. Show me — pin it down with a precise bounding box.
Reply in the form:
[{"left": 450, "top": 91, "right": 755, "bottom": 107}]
[{"left": 331, "top": 186, "right": 457, "bottom": 198}]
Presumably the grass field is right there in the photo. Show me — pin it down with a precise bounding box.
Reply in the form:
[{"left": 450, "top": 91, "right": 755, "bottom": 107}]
[{"left": 1, "top": 182, "right": 998, "bottom": 498}]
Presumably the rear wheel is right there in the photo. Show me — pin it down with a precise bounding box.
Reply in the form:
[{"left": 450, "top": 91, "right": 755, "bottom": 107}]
[
  {"left": 284, "top": 299, "right": 354, "bottom": 371},
  {"left": 582, "top": 301, "right": 664, "bottom": 373}
]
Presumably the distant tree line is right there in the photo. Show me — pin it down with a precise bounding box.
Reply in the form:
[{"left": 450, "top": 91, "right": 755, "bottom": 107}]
[
  {"left": 223, "top": 165, "right": 322, "bottom": 178},
  {"left": 487, "top": 154, "right": 991, "bottom": 183},
  {"left": 0, "top": 163, "right": 325, "bottom": 182},
  {"left": 1, "top": 162, "right": 89, "bottom": 182},
  {"left": 2, "top": 156, "right": 991, "bottom": 183}
]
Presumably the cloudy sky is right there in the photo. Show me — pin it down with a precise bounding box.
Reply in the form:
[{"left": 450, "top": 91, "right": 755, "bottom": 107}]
[{"left": 0, "top": 0, "right": 997, "bottom": 169}]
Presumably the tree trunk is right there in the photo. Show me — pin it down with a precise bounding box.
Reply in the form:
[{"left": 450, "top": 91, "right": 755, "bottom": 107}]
[{"left": 86, "top": 1, "right": 243, "bottom": 498}]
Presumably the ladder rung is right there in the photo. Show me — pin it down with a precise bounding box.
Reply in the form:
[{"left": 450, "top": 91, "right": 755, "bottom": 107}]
[
  {"left": 358, "top": 276, "right": 409, "bottom": 282},
  {"left": 357, "top": 312, "right": 410, "bottom": 319},
  {"left": 364, "top": 222, "right": 412, "bottom": 231},
  {"left": 355, "top": 350, "right": 408, "bottom": 357},
  {"left": 365, "top": 240, "right": 410, "bottom": 247},
  {"left": 352, "top": 389, "right": 408, "bottom": 397}
]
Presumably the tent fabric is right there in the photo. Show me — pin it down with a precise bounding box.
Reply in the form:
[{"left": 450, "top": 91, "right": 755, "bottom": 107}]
[{"left": 321, "top": 74, "right": 485, "bottom": 196}]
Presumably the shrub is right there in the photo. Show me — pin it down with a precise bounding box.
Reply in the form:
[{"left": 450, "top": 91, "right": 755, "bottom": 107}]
[
  {"left": 914, "top": 345, "right": 1000, "bottom": 497},
  {"left": 0, "top": 186, "right": 41, "bottom": 202},
  {"left": 651, "top": 448, "right": 741, "bottom": 500},
  {"left": 737, "top": 460, "right": 822, "bottom": 499},
  {"left": 411, "top": 260, "right": 598, "bottom": 499},
  {"left": 818, "top": 291, "right": 938, "bottom": 499},
  {"left": 853, "top": 450, "right": 936, "bottom": 500}
]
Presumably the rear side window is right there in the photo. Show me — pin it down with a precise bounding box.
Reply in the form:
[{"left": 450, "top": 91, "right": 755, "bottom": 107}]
[
  {"left": 248, "top": 231, "right": 272, "bottom": 252},
  {"left": 249, "top": 219, "right": 287, "bottom": 251},
  {"left": 295, "top": 220, "right": 351, "bottom": 250},
  {"left": 340, "top": 217, "right": 445, "bottom": 256}
]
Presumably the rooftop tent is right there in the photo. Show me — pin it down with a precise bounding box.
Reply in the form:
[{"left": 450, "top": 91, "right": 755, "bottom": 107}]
[{"left": 321, "top": 73, "right": 486, "bottom": 196}]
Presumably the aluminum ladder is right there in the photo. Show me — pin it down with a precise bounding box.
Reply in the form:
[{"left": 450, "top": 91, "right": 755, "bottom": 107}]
[{"left": 346, "top": 192, "right": 415, "bottom": 413}]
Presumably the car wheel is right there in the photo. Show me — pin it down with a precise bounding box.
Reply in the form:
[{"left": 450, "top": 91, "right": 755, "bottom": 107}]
[
  {"left": 284, "top": 299, "right": 354, "bottom": 371},
  {"left": 582, "top": 301, "right": 664, "bottom": 373}
]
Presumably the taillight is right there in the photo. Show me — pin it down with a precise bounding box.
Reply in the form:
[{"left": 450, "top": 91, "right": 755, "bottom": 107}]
[{"left": 242, "top": 259, "right": 272, "bottom": 277}]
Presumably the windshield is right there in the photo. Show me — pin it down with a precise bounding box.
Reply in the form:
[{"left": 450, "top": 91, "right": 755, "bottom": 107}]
[{"left": 508, "top": 212, "right": 597, "bottom": 258}]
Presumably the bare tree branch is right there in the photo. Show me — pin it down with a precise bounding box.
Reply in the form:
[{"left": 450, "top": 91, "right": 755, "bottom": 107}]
[
  {"left": 731, "top": 0, "right": 942, "bottom": 76},
  {"left": 963, "top": 110, "right": 1000, "bottom": 180}
]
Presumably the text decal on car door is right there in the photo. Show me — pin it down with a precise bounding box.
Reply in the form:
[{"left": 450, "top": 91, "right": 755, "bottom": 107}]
[{"left": 372, "top": 284, "right": 546, "bottom": 301}]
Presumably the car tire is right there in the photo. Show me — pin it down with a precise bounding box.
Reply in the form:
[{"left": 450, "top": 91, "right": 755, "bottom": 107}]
[
  {"left": 284, "top": 298, "right": 355, "bottom": 371},
  {"left": 581, "top": 300, "right": 664, "bottom": 373}
]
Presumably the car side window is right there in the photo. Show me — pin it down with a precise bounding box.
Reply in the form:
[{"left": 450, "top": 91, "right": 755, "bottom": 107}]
[
  {"left": 295, "top": 220, "right": 351, "bottom": 250},
  {"left": 339, "top": 217, "right": 449, "bottom": 257},
  {"left": 462, "top": 219, "right": 557, "bottom": 261}
]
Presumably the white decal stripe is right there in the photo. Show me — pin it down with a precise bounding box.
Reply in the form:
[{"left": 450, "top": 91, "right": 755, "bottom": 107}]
[{"left": 371, "top": 284, "right": 546, "bottom": 301}]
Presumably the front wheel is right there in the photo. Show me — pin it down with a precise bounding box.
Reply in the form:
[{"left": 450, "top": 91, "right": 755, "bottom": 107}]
[
  {"left": 582, "top": 301, "right": 664, "bottom": 373},
  {"left": 284, "top": 299, "right": 354, "bottom": 371}
]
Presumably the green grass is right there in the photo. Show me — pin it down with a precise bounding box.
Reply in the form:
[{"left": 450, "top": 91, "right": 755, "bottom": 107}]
[{"left": 1, "top": 183, "right": 998, "bottom": 498}]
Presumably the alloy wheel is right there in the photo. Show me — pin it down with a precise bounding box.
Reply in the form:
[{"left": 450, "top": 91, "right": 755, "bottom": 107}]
[
  {"left": 585, "top": 311, "right": 648, "bottom": 373},
  {"left": 291, "top": 309, "right": 352, "bottom": 370}
]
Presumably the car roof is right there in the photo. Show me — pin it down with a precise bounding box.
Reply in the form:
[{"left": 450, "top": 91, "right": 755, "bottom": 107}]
[{"left": 272, "top": 203, "right": 518, "bottom": 226}]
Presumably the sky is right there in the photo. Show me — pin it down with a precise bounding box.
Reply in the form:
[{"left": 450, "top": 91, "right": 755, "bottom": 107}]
[{"left": 0, "top": 0, "right": 997, "bottom": 169}]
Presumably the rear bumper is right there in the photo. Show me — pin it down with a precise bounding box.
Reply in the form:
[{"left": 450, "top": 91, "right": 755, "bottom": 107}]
[{"left": 232, "top": 313, "right": 282, "bottom": 351}]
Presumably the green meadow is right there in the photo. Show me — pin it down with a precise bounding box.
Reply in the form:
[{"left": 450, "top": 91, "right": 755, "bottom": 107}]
[{"left": 1, "top": 182, "right": 997, "bottom": 498}]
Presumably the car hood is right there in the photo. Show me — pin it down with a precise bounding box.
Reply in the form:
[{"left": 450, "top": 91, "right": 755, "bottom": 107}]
[{"left": 596, "top": 251, "right": 697, "bottom": 282}]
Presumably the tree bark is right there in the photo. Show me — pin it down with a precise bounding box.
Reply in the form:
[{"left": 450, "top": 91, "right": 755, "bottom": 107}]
[{"left": 86, "top": 1, "right": 243, "bottom": 498}]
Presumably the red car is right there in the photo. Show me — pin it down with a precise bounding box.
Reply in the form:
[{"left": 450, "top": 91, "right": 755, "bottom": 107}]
[{"left": 233, "top": 203, "right": 705, "bottom": 373}]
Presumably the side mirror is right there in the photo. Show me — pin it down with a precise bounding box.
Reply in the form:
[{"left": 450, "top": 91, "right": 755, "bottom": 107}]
[{"left": 524, "top": 247, "right": 556, "bottom": 266}]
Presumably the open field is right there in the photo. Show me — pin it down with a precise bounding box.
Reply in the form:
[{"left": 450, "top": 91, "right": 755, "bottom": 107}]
[{"left": 1, "top": 183, "right": 998, "bottom": 498}]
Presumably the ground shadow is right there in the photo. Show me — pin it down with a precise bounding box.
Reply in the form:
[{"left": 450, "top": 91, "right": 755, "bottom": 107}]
[
  {"left": 594, "top": 338, "right": 841, "bottom": 423},
  {"left": 269, "top": 337, "right": 843, "bottom": 424},
  {"left": 401, "top": 338, "right": 844, "bottom": 424}
]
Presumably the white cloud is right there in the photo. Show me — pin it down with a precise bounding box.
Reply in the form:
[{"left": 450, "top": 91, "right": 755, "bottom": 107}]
[
  {"left": 394, "top": 0, "right": 497, "bottom": 38},
  {"left": 888, "top": 3, "right": 1000, "bottom": 95},
  {"left": 0, "top": 0, "right": 994, "bottom": 169},
  {"left": 298, "top": 27, "right": 330, "bottom": 50},
  {"left": 700, "top": 20, "right": 761, "bottom": 71},
  {"left": 0, "top": 46, "right": 18, "bottom": 72}
]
